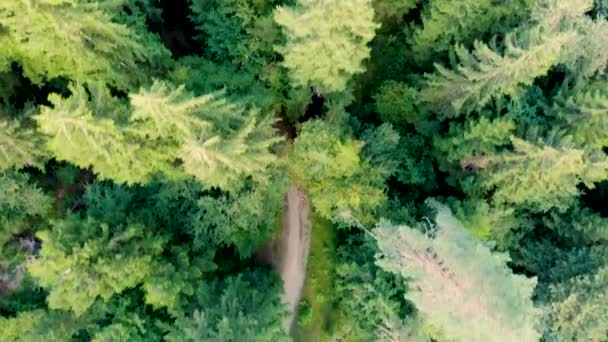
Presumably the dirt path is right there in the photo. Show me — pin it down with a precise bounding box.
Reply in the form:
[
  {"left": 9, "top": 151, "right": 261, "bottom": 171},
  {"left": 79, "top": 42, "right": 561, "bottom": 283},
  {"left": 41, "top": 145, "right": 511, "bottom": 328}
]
[{"left": 278, "top": 186, "right": 312, "bottom": 334}]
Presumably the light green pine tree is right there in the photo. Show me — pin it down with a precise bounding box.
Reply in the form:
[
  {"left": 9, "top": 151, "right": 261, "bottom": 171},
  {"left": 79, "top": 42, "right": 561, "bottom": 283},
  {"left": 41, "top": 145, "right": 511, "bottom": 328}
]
[
  {"left": 36, "top": 83, "right": 154, "bottom": 184},
  {"left": 129, "top": 81, "right": 282, "bottom": 189},
  {"left": 274, "top": 0, "right": 378, "bottom": 93},
  {"left": 27, "top": 216, "right": 167, "bottom": 316},
  {"left": 289, "top": 119, "right": 386, "bottom": 225},
  {"left": 0, "top": 0, "right": 166, "bottom": 89},
  {"left": 481, "top": 136, "right": 608, "bottom": 212},
  {"left": 0, "top": 119, "right": 44, "bottom": 171},
  {"left": 36, "top": 81, "right": 281, "bottom": 189}
]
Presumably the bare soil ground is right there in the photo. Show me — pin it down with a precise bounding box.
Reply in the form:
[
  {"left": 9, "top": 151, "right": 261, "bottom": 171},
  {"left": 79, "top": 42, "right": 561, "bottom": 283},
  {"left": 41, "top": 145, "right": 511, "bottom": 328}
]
[{"left": 278, "top": 186, "right": 312, "bottom": 334}]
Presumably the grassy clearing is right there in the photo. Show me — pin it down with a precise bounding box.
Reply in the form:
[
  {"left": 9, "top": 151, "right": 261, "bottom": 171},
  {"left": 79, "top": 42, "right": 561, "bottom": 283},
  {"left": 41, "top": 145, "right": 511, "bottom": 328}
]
[{"left": 294, "top": 214, "right": 338, "bottom": 341}]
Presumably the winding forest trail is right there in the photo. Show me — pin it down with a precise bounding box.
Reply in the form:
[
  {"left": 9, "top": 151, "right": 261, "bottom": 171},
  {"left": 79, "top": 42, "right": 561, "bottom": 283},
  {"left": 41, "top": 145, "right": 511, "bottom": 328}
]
[{"left": 278, "top": 186, "right": 312, "bottom": 334}]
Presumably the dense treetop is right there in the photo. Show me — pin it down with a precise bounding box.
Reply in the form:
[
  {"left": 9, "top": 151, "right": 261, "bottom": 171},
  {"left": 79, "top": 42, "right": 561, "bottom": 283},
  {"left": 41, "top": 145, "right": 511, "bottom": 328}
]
[{"left": 2, "top": 0, "right": 608, "bottom": 340}]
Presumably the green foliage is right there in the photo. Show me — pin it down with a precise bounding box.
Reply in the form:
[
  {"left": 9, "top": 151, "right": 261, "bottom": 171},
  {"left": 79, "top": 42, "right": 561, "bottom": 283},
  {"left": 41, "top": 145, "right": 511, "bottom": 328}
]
[
  {"left": 130, "top": 81, "right": 282, "bottom": 188},
  {"left": 333, "top": 233, "right": 414, "bottom": 341},
  {"left": 141, "top": 248, "right": 216, "bottom": 314},
  {"left": 372, "top": 81, "right": 420, "bottom": 127},
  {"left": 0, "top": 119, "right": 44, "bottom": 171},
  {"left": 434, "top": 116, "right": 515, "bottom": 169},
  {"left": 0, "top": 0, "right": 169, "bottom": 89},
  {"left": 482, "top": 136, "right": 608, "bottom": 212},
  {"left": 530, "top": 0, "right": 593, "bottom": 29},
  {"left": 511, "top": 240, "right": 608, "bottom": 298},
  {"left": 421, "top": 28, "right": 576, "bottom": 118},
  {"left": 411, "top": 0, "right": 530, "bottom": 64},
  {"left": 195, "top": 173, "right": 288, "bottom": 257},
  {"left": 274, "top": 0, "right": 379, "bottom": 93},
  {"left": 361, "top": 124, "right": 437, "bottom": 188},
  {"left": 27, "top": 216, "right": 167, "bottom": 315},
  {"left": 543, "top": 203, "right": 608, "bottom": 244},
  {"left": 0, "top": 309, "right": 89, "bottom": 342},
  {"left": 552, "top": 81, "right": 608, "bottom": 149},
  {"left": 170, "top": 56, "right": 273, "bottom": 110},
  {"left": 562, "top": 18, "right": 608, "bottom": 79},
  {"left": 373, "top": 0, "right": 418, "bottom": 24},
  {"left": 447, "top": 198, "right": 531, "bottom": 248},
  {"left": 189, "top": 0, "right": 283, "bottom": 79},
  {"left": 0, "top": 274, "right": 46, "bottom": 316},
  {"left": 374, "top": 200, "right": 541, "bottom": 341},
  {"left": 36, "top": 84, "right": 152, "bottom": 184},
  {"left": 37, "top": 81, "right": 281, "bottom": 188},
  {"left": 289, "top": 119, "right": 386, "bottom": 224},
  {"left": 295, "top": 215, "right": 337, "bottom": 340},
  {"left": 545, "top": 266, "right": 608, "bottom": 341},
  {"left": 596, "top": 0, "right": 608, "bottom": 17},
  {"left": 166, "top": 269, "right": 288, "bottom": 342},
  {"left": 0, "top": 291, "right": 165, "bottom": 341},
  {"left": 5, "top": 0, "right": 608, "bottom": 339},
  {"left": 0, "top": 171, "right": 51, "bottom": 253}
]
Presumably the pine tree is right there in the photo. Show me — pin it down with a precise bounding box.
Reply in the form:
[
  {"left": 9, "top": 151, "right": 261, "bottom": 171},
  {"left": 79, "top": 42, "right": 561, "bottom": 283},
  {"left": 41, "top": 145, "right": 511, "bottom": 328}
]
[
  {"left": 189, "top": 0, "right": 283, "bottom": 78},
  {"left": 27, "top": 216, "right": 167, "bottom": 316},
  {"left": 543, "top": 203, "right": 608, "bottom": 245},
  {"left": 0, "top": 171, "right": 51, "bottom": 250},
  {"left": 0, "top": 292, "right": 166, "bottom": 341},
  {"left": 36, "top": 82, "right": 281, "bottom": 188},
  {"left": 481, "top": 136, "right": 608, "bottom": 212},
  {"left": 166, "top": 269, "right": 288, "bottom": 342},
  {"left": 0, "top": 119, "right": 43, "bottom": 171},
  {"left": 334, "top": 234, "right": 414, "bottom": 341},
  {"left": 561, "top": 18, "right": 608, "bottom": 79},
  {"left": 545, "top": 266, "right": 608, "bottom": 341},
  {"left": 410, "top": 0, "right": 530, "bottom": 64},
  {"left": 36, "top": 83, "right": 156, "bottom": 184},
  {"left": 420, "top": 28, "right": 576, "bottom": 117},
  {"left": 0, "top": 309, "right": 88, "bottom": 342},
  {"left": 433, "top": 116, "right": 516, "bottom": 169},
  {"left": 531, "top": 0, "right": 593, "bottom": 30},
  {"left": 130, "top": 81, "right": 282, "bottom": 189},
  {"left": 361, "top": 124, "right": 437, "bottom": 189},
  {"left": 372, "top": 81, "right": 420, "bottom": 127},
  {"left": 447, "top": 198, "right": 531, "bottom": 248},
  {"left": 274, "top": 0, "right": 378, "bottom": 93},
  {"left": 596, "top": 0, "right": 608, "bottom": 17},
  {"left": 0, "top": 0, "right": 167, "bottom": 89},
  {"left": 289, "top": 119, "right": 386, "bottom": 225},
  {"left": 552, "top": 81, "right": 608, "bottom": 149},
  {"left": 419, "top": 0, "right": 593, "bottom": 118},
  {"left": 374, "top": 200, "right": 541, "bottom": 341}
]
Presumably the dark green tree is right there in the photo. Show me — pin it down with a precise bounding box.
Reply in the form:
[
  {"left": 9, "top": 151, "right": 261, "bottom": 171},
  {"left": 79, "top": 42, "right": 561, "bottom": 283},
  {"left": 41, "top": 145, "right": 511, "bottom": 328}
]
[{"left": 166, "top": 269, "right": 288, "bottom": 342}]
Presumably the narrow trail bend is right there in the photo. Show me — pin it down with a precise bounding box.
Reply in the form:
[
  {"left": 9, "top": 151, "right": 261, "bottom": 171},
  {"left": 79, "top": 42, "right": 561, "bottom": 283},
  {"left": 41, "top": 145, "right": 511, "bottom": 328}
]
[{"left": 278, "top": 186, "right": 312, "bottom": 334}]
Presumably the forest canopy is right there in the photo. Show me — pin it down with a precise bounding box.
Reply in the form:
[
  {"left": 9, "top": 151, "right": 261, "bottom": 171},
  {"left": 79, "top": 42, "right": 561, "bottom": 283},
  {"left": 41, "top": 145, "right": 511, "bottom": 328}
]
[{"left": 2, "top": 0, "right": 608, "bottom": 341}]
